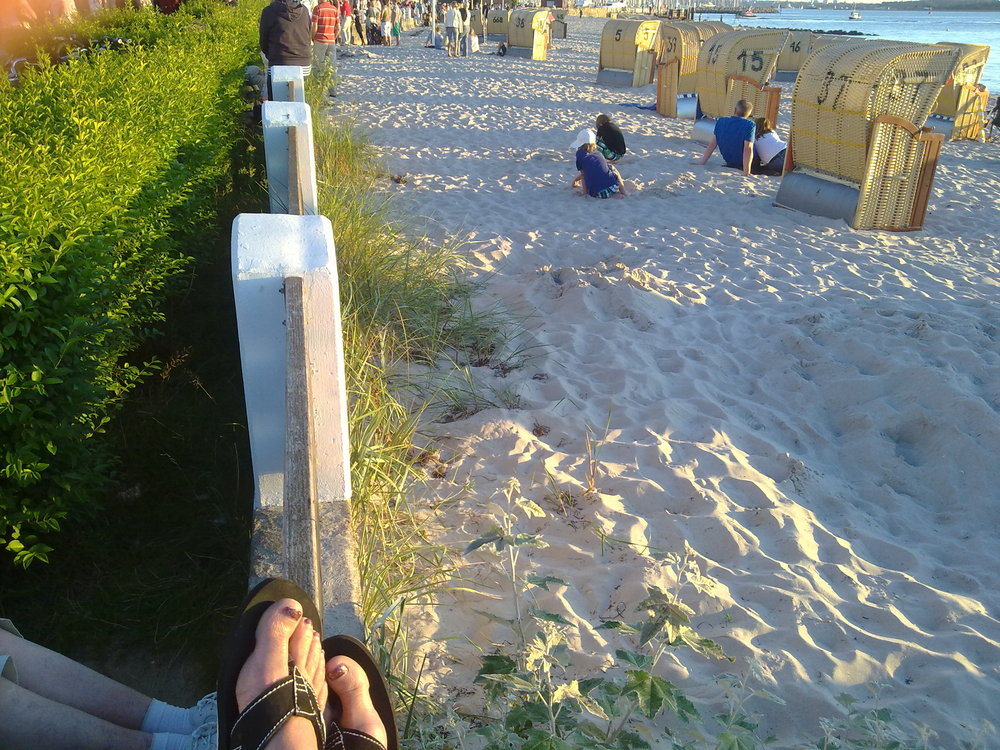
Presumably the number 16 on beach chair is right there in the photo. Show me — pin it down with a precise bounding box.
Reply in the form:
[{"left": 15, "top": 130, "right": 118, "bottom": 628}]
[{"left": 774, "top": 40, "right": 958, "bottom": 231}]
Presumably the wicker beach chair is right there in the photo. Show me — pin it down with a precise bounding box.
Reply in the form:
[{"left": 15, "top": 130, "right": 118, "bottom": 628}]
[
  {"left": 931, "top": 43, "right": 990, "bottom": 140},
  {"left": 506, "top": 9, "right": 550, "bottom": 61},
  {"left": 700, "top": 21, "right": 733, "bottom": 37},
  {"left": 776, "top": 30, "right": 812, "bottom": 75},
  {"left": 597, "top": 19, "right": 663, "bottom": 87},
  {"left": 775, "top": 40, "right": 958, "bottom": 231},
  {"left": 486, "top": 8, "right": 510, "bottom": 41},
  {"left": 695, "top": 29, "right": 788, "bottom": 123},
  {"left": 659, "top": 21, "right": 702, "bottom": 94}
]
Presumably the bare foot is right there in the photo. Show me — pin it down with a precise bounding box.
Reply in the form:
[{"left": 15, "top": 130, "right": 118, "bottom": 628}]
[
  {"left": 325, "top": 656, "right": 389, "bottom": 748},
  {"left": 234, "top": 599, "right": 328, "bottom": 749}
]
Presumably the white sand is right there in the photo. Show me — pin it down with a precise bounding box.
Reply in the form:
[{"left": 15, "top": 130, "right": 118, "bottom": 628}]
[{"left": 332, "top": 19, "right": 1000, "bottom": 747}]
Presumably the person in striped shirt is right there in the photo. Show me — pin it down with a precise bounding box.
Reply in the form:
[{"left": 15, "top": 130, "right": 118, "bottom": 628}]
[{"left": 312, "top": 0, "right": 340, "bottom": 77}]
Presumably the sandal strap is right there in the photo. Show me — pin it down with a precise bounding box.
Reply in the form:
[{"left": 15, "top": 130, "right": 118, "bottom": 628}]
[
  {"left": 232, "top": 663, "right": 326, "bottom": 750},
  {"left": 325, "top": 722, "right": 387, "bottom": 750}
]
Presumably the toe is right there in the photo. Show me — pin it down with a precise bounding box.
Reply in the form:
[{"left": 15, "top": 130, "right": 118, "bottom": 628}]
[
  {"left": 288, "top": 615, "right": 314, "bottom": 671},
  {"left": 308, "top": 631, "right": 329, "bottom": 711},
  {"left": 235, "top": 598, "right": 303, "bottom": 711},
  {"left": 326, "top": 656, "right": 388, "bottom": 749}
]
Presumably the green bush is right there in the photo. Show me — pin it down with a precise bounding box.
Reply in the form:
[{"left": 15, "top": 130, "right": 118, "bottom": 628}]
[{"left": 0, "top": 1, "right": 261, "bottom": 565}]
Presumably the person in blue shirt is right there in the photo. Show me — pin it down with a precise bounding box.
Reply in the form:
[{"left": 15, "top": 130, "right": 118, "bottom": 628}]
[
  {"left": 570, "top": 128, "right": 628, "bottom": 199},
  {"left": 692, "top": 99, "right": 756, "bottom": 177}
]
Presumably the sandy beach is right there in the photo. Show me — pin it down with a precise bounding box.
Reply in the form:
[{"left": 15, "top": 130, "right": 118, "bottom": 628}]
[{"left": 331, "top": 19, "right": 1000, "bottom": 747}]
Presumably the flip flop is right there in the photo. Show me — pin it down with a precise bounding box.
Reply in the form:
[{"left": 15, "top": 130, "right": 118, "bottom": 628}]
[
  {"left": 218, "top": 578, "right": 326, "bottom": 750},
  {"left": 323, "top": 635, "right": 399, "bottom": 750}
]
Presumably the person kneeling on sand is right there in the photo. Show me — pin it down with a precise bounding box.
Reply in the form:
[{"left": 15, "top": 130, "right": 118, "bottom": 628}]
[
  {"left": 691, "top": 99, "right": 756, "bottom": 177},
  {"left": 595, "top": 113, "right": 627, "bottom": 162},
  {"left": 570, "top": 128, "right": 628, "bottom": 199}
]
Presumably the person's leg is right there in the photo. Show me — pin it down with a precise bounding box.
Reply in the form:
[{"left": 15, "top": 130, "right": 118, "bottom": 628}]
[
  {"left": 0, "top": 675, "right": 151, "bottom": 750},
  {"left": 0, "top": 627, "right": 151, "bottom": 729}
]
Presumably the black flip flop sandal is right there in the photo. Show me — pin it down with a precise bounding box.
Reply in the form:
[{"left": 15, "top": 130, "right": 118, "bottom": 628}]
[
  {"left": 218, "top": 578, "right": 326, "bottom": 750},
  {"left": 322, "top": 635, "right": 399, "bottom": 750}
]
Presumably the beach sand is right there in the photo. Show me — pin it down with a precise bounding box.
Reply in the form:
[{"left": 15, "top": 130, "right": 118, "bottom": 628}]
[{"left": 332, "top": 19, "right": 1000, "bottom": 747}]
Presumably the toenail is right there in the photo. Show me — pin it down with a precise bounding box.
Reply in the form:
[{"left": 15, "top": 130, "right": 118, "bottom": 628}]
[
  {"left": 329, "top": 664, "right": 347, "bottom": 679},
  {"left": 303, "top": 617, "right": 311, "bottom": 626},
  {"left": 283, "top": 606, "right": 303, "bottom": 619}
]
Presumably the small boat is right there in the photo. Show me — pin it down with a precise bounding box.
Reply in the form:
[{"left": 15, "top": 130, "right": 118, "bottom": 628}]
[
  {"left": 737, "top": 8, "right": 757, "bottom": 17},
  {"left": 848, "top": 9, "right": 861, "bottom": 20}
]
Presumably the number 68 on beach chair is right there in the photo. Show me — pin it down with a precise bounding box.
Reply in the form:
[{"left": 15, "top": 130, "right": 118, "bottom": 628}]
[{"left": 774, "top": 40, "right": 958, "bottom": 231}]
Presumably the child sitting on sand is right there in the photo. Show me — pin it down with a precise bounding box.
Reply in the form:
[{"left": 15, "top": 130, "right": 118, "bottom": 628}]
[
  {"left": 570, "top": 128, "right": 628, "bottom": 199},
  {"left": 595, "top": 113, "right": 627, "bottom": 162}
]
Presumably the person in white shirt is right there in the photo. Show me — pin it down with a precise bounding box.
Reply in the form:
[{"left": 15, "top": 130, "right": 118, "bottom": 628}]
[
  {"left": 443, "top": 2, "right": 459, "bottom": 56},
  {"left": 751, "top": 117, "right": 787, "bottom": 176}
]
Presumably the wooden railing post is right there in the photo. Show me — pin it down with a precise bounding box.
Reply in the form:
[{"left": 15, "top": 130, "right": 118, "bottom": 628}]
[{"left": 283, "top": 275, "right": 324, "bottom": 611}]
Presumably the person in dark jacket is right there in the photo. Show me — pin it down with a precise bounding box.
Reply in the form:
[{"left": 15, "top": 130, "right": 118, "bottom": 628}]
[
  {"left": 259, "top": 0, "right": 313, "bottom": 98},
  {"left": 595, "top": 113, "right": 626, "bottom": 162}
]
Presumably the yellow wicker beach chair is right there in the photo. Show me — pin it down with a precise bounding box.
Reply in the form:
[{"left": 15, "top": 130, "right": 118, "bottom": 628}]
[
  {"left": 776, "top": 30, "right": 812, "bottom": 75},
  {"left": 507, "top": 9, "right": 551, "bottom": 61},
  {"left": 930, "top": 43, "right": 990, "bottom": 140},
  {"left": 597, "top": 19, "right": 663, "bottom": 87},
  {"left": 700, "top": 21, "right": 733, "bottom": 37},
  {"left": 469, "top": 9, "right": 484, "bottom": 38},
  {"left": 486, "top": 8, "right": 511, "bottom": 40},
  {"left": 775, "top": 40, "right": 958, "bottom": 231},
  {"left": 551, "top": 8, "right": 568, "bottom": 39},
  {"left": 659, "top": 21, "right": 727, "bottom": 95},
  {"left": 696, "top": 29, "right": 789, "bottom": 118}
]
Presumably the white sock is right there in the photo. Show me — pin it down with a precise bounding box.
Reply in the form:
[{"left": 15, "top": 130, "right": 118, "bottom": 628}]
[
  {"left": 142, "top": 699, "right": 194, "bottom": 734},
  {"left": 149, "top": 733, "right": 192, "bottom": 750}
]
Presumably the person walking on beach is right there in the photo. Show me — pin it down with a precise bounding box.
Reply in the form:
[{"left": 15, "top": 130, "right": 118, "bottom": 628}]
[
  {"left": 692, "top": 99, "right": 756, "bottom": 177},
  {"left": 379, "top": 1, "right": 392, "bottom": 45},
  {"left": 340, "top": 0, "right": 354, "bottom": 44},
  {"left": 311, "top": 0, "right": 340, "bottom": 78},
  {"left": 259, "top": 0, "right": 313, "bottom": 98},
  {"left": 595, "top": 113, "right": 627, "bottom": 162},
  {"left": 390, "top": 1, "right": 402, "bottom": 45},
  {"left": 570, "top": 128, "right": 628, "bottom": 199}
]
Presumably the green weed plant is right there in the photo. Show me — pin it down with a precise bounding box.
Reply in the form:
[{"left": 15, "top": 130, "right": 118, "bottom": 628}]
[{"left": 0, "top": 1, "right": 259, "bottom": 565}]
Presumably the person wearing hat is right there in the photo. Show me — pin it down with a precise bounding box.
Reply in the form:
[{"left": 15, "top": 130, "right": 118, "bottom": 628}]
[{"left": 570, "top": 128, "right": 628, "bottom": 199}]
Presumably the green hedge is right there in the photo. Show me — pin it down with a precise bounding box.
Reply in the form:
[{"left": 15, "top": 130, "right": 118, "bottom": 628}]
[{"left": 0, "top": 1, "right": 261, "bottom": 565}]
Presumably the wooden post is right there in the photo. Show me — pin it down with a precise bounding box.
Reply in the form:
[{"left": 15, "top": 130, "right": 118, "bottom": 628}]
[
  {"left": 283, "top": 275, "right": 324, "bottom": 613},
  {"left": 910, "top": 128, "right": 944, "bottom": 231},
  {"left": 288, "top": 125, "right": 305, "bottom": 216},
  {"left": 656, "top": 57, "right": 679, "bottom": 117}
]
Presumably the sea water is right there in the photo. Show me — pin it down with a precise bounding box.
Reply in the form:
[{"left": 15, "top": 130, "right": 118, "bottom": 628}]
[{"left": 720, "top": 8, "right": 1000, "bottom": 93}]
